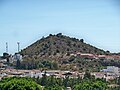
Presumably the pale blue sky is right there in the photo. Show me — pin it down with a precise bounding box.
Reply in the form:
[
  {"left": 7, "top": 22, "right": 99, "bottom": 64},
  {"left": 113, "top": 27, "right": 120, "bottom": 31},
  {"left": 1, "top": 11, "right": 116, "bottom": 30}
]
[{"left": 0, "top": 0, "right": 120, "bottom": 55}]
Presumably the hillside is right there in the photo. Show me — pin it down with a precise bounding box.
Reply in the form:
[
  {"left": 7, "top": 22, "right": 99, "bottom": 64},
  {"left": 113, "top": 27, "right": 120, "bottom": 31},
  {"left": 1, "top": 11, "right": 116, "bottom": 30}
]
[
  {"left": 19, "top": 33, "right": 111, "bottom": 71},
  {"left": 21, "top": 33, "right": 107, "bottom": 56}
]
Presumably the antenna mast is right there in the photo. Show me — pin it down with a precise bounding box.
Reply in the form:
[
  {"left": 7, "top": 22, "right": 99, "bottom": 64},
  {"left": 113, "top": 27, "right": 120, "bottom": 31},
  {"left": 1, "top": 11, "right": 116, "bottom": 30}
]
[
  {"left": 6, "top": 42, "right": 8, "bottom": 53},
  {"left": 17, "top": 42, "right": 20, "bottom": 52}
]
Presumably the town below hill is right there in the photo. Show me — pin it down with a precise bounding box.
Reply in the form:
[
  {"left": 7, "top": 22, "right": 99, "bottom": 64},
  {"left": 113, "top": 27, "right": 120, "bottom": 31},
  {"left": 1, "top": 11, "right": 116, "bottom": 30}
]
[{"left": 0, "top": 66, "right": 120, "bottom": 90}]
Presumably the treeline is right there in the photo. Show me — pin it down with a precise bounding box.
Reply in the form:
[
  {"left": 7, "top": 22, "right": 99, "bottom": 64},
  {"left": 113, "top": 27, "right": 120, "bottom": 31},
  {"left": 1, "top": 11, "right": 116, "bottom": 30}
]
[
  {"left": 100, "top": 60, "right": 120, "bottom": 68},
  {"left": 16, "top": 56, "right": 120, "bottom": 72},
  {"left": 16, "top": 59, "right": 58, "bottom": 70},
  {"left": 33, "top": 72, "right": 120, "bottom": 90},
  {"left": 33, "top": 72, "right": 107, "bottom": 90},
  {"left": 15, "top": 56, "right": 120, "bottom": 73},
  {"left": 0, "top": 77, "right": 42, "bottom": 90},
  {"left": 1, "top": 72, "right": 120, "bottom": 90}
]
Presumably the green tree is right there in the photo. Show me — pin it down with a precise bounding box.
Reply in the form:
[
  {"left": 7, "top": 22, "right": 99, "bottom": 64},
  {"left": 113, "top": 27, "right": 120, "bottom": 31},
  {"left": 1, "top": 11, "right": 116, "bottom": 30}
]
[
  {"left": 39, "top": 72, "right": 48, "bottom": 86},
  {"left": 44, "top": 85, "right": 65, "bottom": 90},
  {"left": 0, "top": 77, "right": 42, "bottom": 90},
  {"left": 80, "top": 39, "right": 84, "bottom": 43},
  {"left": 63, "top": 76, "right": 69, "bottom": 87},
  {"left": 73, "top": 79, "right": 108, "bottom": 90},
  {"left": 16, "top": 60, "right": 21, "bottom": 69},
  {"left": 118, "top": 76, "right": 120, "bottom": 85}
]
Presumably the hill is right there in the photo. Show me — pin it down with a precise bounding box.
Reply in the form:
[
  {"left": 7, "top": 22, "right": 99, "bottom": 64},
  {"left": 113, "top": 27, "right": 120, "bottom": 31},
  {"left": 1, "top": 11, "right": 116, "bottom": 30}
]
[
  {"left": 18, "top": 33, "right": 112, "bottom": 71},
  {"left": 21, "top": 33, "right": 107, "bottom": 56}
]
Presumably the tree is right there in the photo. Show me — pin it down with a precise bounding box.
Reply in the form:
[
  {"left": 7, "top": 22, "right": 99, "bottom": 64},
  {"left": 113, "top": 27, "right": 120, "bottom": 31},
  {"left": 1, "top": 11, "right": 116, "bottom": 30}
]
[
  {"left": 73, "top": 81, "right": 92, "bottom": 90},
  {"left": 73, "top": 80, "right": 108, "bottom": 90},
  {"left": 118, "top": 76, "right": 120, "bottom": 85},
  {"left": 2, "top": 53, "right": 10, "bottom": 62},
  {"left": 56, "top": 33, "right": 62, "bottom": 37},
  {"left": 44, "top": 85, "right": 64, "bottom": 90},
  {"left": 49, "top": 34, "right": 53, "bottom": 36},
  {"left": 40, "top": 72, "right": 48, "bottom": 86},
  {"left": 2, "top": 53, "right": 9, "bottom": 58},
  {"left": 63, "top": 76, "right": 69, "bottom": 87},
  {"left": 0, "top": 77, "right": 42, "bottom": 90},
  {"left": 80, "top": 39, "right": 84, "bottom": 43},
  {"left": 52, "top": 62, "right": 58, "bottom": 69},
  {"left": 92, "top": 80, "right": 107, "bottom": 90},
  {"left": 16, "top": 59, "right": 21, "bottom": 69},
  {"left": 84, "top": 72, "right": 92, "bottom": 79},
  {"left": 47, "top": 76, "right": 57, "bottom": 86}
]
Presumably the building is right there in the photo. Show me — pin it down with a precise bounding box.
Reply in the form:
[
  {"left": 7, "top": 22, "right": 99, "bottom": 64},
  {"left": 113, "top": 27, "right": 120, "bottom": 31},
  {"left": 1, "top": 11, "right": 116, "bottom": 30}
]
[
  {"left": 0, "top": 63, "right": 7, "bottom": 70},
  {"left": 0, "top": 58, "right": 7, "bottom": 63},
  {"left": 101, "top": 66, "right": 119, "bottom": 76},
  {"left": 13, "top": 53, "right": 22, "bottom": 61},
  {"left": 91, "top": 72, "right": 106, "bottom": 79},
  {"left": 107, "top": 66, "right": 119, "bottom": 75}
]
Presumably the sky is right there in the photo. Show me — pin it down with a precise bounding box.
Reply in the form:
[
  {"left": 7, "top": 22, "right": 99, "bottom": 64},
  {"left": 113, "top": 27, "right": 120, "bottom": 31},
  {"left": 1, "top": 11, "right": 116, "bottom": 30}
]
[{"left": 0, "top": 0, "right": 120, "bottom": 55}]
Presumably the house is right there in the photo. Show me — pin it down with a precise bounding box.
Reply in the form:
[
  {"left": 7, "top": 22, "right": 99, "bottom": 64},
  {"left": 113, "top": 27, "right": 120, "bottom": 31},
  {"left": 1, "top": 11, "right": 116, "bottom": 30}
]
[
  {"left": 106, "top": 56, "right": 114, "bottom": 60},
  {"left": 13, "top": 53, "right": 23, "bottom": 61},
  {"left": 98, "top": 55, "right": 106, "bottom": 60},
  {"left": 91, "top": 72, "right": 117, "bottom": 81},
  {"left": 100, "top": 66, "right": 120, "bottom": 80},
  {"left": 76, "top": 53, "right": 96, "bottom": 59},
  {"left": 0, "top": 63, "right": 7, "bottom": 70},
  {"left": 101, "top": 66, "right": 119, "bottom": 75},
  {"left": 0, "top": 58, "right": 7, "bottom": 63},
  {"left": 91, "top": 72, "right": 106, "bottom": 79}
]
